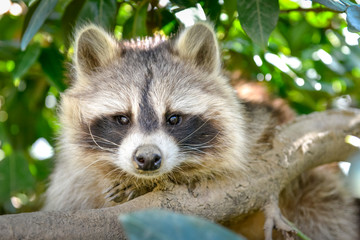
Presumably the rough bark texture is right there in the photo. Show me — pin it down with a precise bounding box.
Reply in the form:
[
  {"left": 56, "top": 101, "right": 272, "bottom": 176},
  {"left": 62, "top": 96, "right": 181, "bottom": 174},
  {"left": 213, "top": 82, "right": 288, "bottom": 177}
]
[{"left": 1, "top": 109, "right": 359, "bottom": 240}]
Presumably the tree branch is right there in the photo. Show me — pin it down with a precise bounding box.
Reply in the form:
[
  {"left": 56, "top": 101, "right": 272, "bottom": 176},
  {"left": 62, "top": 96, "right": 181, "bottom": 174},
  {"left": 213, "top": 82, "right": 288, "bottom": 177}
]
[
  {"left": 1, "top": 109, "right": 359, "bottom": 240},
  {"left": 280, "top": 7, "right": 342, "bottom": 13}
]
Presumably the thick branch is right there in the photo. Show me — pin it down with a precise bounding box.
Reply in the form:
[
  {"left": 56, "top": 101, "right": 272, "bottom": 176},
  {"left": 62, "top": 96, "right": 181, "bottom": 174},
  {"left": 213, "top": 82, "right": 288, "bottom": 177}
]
[{"left": 1, "top": 109, "right": 359, "bottom": 240}]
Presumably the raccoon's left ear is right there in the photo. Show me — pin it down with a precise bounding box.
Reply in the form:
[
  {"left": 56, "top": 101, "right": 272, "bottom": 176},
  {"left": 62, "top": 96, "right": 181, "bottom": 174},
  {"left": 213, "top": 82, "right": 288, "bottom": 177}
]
[
  {"left": 74, "top": 25, "right": 117, "bottom": 76},
  {"left": 174, "top": 22, "right": 221, "bottom": 73}
]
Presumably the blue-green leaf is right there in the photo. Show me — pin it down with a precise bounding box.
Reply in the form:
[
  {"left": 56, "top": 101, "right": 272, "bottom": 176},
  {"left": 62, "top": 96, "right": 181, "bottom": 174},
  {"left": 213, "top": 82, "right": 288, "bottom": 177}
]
[
  {"left": 20, "top": 0, "right": 58, "bottom": 50},
  {"left": 312, "top": 0, "right": 347, "bottom": 11},
  {"left": 119, "top": 209, "right": 245, "bottom": 240},
  {"left": 237, "top": 0, "right": 279, "bottom": 49},
  {"left": 347, "top": 5, "right": 360, "bottom": 32}
]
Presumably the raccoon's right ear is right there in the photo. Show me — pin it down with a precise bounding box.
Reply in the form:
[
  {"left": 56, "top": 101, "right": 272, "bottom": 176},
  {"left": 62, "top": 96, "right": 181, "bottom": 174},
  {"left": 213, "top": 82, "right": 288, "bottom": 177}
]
[
  {"left": 173, "top": 22, "right": 221, "bottom": 73},
  {"left": 74, "top": 25, "right": 117, "bottom": 76}
]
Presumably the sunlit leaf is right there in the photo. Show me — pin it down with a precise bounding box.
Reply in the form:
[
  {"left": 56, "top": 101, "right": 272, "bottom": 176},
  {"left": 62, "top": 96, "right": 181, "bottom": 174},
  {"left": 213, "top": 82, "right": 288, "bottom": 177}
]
[
  {"left": 20, "top": 0, "right": 58, "bottom": 50},
  {"left": 346, "top": 5, "right": 360, "bottom": 32},
  {"left": 123, "top": 1, "right": 148, "bottom": 39},
  {"left": 237, "top": 0, "right": 279, "bottom": 48},
  {"left": 223, "top": 0, "right": 237, "bottom": 20},
  {"left": 119, "top": 209, "right": 245, "bottom": 240}
]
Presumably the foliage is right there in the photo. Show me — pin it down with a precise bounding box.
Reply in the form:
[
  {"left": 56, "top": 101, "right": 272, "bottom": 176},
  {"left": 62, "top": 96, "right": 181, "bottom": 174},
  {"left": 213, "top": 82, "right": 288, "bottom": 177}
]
[
  {"left": 0, "top": 0, "right": 359, "bottom": 215},
  {"left": 119, "top": 209, "right": 245, "bottom": 240}
]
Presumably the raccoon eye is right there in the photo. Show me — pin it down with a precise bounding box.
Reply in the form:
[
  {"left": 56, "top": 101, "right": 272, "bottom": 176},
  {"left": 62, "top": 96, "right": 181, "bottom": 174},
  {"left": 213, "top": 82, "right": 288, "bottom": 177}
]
[
  {"left": 115, "top": 115, "right": 130, "bottom": 125},
  {"left": 167, "top": 114, "right": 182, "bottom": 125}
]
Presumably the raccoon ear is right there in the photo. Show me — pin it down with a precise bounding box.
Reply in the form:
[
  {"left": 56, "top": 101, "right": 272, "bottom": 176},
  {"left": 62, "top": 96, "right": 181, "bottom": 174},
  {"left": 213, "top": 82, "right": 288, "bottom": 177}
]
[
  {"left": 174, "top": 22, "right": 220, "bottom": 73},
  {"left": 74, "top": 25, "right": 117, "bottom": 75}
]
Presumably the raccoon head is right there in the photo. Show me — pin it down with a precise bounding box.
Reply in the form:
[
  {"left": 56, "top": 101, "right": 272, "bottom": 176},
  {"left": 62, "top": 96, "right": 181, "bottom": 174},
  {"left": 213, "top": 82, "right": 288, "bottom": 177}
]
[{"left": 61, "top": 23, "right": 248, "bottom": 180}]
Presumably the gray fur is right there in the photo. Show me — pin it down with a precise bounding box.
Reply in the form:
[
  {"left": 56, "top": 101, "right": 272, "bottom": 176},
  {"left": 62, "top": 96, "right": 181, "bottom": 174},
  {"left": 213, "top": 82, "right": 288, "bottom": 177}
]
[{"left": 43, "top": 23, "right": 359, "bottom": 240}]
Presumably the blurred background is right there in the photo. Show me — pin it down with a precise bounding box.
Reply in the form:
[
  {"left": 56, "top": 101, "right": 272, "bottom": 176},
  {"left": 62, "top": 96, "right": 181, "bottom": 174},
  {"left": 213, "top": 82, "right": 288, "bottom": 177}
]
[{"left": 0, "top": 0, "right": 359, "bottom": 214}]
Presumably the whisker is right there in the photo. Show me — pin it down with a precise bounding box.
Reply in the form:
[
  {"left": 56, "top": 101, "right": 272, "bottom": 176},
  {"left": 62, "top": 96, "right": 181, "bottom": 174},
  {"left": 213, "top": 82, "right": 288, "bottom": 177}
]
[
  {"left": 85, "top": 125, "right": 121, "bottom": 147},
  {"left": 178, "top": 118, "right": 211, "bottom": 144}
]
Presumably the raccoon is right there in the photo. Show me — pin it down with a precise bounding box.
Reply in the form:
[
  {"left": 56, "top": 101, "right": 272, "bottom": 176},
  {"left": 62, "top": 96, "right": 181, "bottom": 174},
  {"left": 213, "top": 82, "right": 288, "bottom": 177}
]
[{"left": 43, "top": 23, "right": 359, "bottom": 239}]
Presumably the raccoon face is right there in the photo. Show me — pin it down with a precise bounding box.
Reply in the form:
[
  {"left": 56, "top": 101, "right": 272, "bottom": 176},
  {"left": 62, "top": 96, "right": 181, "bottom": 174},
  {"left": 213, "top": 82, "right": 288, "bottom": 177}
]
[{"left": 64, "top": 23, "right": 247, "bottom": 179}]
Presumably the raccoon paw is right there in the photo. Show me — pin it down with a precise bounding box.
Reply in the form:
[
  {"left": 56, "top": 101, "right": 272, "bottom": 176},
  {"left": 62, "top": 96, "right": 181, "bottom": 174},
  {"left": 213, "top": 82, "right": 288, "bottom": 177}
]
[
  {"left": 264, "top": 195, "right": 296, "bottom": 240},
  {"left": 104, "top": 182, "right": 148, "bottom": 203}
]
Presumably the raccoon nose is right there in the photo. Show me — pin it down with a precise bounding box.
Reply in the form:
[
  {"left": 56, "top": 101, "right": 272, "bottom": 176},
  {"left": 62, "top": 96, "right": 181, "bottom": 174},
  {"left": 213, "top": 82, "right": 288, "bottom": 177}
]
[{"left": 133, "top": 145, "right": 162, "bottom": 171}]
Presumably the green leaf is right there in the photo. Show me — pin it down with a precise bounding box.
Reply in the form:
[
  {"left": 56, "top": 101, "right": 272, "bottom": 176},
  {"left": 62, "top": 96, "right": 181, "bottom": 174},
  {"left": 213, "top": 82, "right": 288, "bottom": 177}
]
[
  {"left": 169, "top": 0, "right": 197, "bottom": 8},
  {"left": 38, "top": 46, "right": 67, "bottom": 92},
  {"left": 159, "top": 9, "right": 179, "bottom": 35},
  {"left": 20, "top": 0, "right": 58, "bottom": 50},
  {"left": 223, "top": 0, "right": 237, "bottom": 20},
  {"left": 12, "top": 43, "right": 41, "bottom": 80},
  {"left": 119, "top": 209, "right": 245, "bottom": 240},
  {"left": 346, "top": 5, "right": 360, "bottom": 32},
  {"left": 0, "top": 41, "right": 19, "bottom": 60},
  {"left": 237, "top": 0, "right": 279, "bottom": 48},
  {"left": 122, "top": 1, "right": 149, "bottom": 39},
  {"left": 77, "top": 0, "right": 118, "bottom": 31},
  {"left": 61, "top": 0, "right": 87, "bottom": 48},
  {"left": 0, "top": 151, "right": 35, "bottom": 203},
  {"left": 203, "top": 0, "right": 222, "bottom": 23}
]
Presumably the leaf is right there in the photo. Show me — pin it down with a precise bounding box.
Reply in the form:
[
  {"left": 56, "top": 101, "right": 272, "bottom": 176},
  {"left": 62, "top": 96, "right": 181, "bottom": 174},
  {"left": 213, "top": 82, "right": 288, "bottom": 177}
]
[
  {"left": 346, "top": 5, "right": 360, "bottom": 32},
  {"left": 61, "top": 0, "right": 87, "bottom": 48},
  {"left": 12, "top": 43, "right": 41, "bottom": 80},
  {"left": 119, "top": 209, "right": 245, "bottom": 240},
  {"left": 20, "top": 0, "right": 58, "bottom": 50},
  {"left": 169, "top": 0, "right": 197, "bottom": 8},
  {"left": 0, "top": 151, "right": 35, "bottom": 203},
  {"left": 38, "top": 46, "right": 67, "bottom": 92},
  {"left": 312, "top": 0, "right": 346, "bottom": 11},
  {"left": 122, "top": 1, "right": 149, "bottom": 39},
  {"left": 21, "top": 0, "right": 40, "bottom": 41},
  {"left": 76, "top": 0, "right": 118, "bottom": 31},
  {"left": 203, "top": 0, "right": 222, "bottom": 23},
  {"left": 312, "top": 0, "right": 357, "bottom": 11},
  {"left": 0, "top": 41, "right": 19, "bottom": 60},
  {"left": 223, "top": 0, "right": 237, "bottom": 20},
  {"left": 237, "top": 0, "right": 279, "bottom": 48},
  {"left": 159, "top": 9, "right": 179, "bottom": 35}
]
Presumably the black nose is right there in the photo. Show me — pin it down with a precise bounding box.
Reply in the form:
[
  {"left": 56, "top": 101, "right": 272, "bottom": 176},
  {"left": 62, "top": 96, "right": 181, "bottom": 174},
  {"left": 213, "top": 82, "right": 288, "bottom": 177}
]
[{"left": 133, "top": 145, "right": 162, "bottom": 171}]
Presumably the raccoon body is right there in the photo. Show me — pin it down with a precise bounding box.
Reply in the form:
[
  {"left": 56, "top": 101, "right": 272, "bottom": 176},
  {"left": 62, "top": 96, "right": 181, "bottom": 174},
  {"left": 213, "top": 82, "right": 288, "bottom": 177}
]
[{"left": 43, "top": 23, "right": 359, "bottom": 239}]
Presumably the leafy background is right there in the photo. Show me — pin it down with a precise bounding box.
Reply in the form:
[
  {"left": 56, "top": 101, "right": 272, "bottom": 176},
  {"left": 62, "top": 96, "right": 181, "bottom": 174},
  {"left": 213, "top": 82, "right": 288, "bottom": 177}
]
[{"left": 0, "top": 0, "right": 359, "bottom": 215}]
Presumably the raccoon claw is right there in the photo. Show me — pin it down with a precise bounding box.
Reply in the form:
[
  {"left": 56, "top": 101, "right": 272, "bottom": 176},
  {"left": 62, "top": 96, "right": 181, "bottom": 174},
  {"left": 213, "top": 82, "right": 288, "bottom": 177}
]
[
  {"left": 127, "top": 190, "right": 137, "bottom": 201},
  {"left": 105, "top": 182, "right": 134, "bottom": 203},
  {"left": 263, "top": 196, "right": 296, "bottom": 240},
  {"left": 103, "top": 182, "right": 120, "bottom": 195}
]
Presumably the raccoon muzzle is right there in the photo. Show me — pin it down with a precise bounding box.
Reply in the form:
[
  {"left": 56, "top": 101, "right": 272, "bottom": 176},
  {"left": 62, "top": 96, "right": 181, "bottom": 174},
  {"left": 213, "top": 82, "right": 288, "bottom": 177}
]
[{"left": 133, "top": 144, "right": 162, "bottom": 171}]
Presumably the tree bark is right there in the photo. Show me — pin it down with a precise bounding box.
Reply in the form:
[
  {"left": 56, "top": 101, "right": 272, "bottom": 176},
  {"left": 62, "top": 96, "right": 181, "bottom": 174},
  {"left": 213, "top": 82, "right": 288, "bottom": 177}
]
[{"left": 1, "top": 109, "right": 359, "bottom": 240}]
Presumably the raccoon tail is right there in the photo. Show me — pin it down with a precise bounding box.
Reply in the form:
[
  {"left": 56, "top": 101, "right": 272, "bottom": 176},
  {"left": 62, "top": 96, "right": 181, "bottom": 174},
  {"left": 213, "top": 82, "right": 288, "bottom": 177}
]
[{"left": 278, "top": 163, "right": 360, "bottom": 240}]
